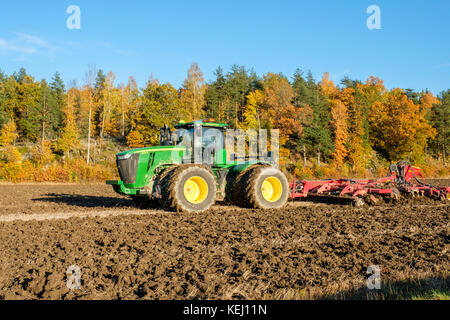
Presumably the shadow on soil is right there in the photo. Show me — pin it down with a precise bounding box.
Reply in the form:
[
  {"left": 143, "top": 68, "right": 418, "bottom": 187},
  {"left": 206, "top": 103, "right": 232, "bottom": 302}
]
[
  {"left": 319, "top": 276, "right": 449, "bottom": 300},
  {"left": 32, "top": 193, "right": 134, "bottom": 209}
]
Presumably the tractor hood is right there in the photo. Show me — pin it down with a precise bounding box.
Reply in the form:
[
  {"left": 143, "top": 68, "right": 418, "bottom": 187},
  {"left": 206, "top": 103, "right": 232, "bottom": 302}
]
[
  {"left": 114, "top": 145, "right": 187, "bottom": 187},
  {"left": 116, "top": 145, "right": 186, "bottom": 158}
]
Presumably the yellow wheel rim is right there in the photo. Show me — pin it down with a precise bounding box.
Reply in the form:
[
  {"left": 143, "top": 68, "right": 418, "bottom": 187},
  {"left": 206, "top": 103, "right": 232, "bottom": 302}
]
[
  {"left": 183, "top": 176, "right": 208, "bottom": 204},
  {"left": 261, "top": 177, "right": 283, "bottom": 202}
]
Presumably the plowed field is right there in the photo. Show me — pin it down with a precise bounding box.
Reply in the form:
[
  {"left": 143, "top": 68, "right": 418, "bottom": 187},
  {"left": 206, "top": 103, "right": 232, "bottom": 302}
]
[{"left": 0, "top": 182, "right": 448, "bottom": 299}]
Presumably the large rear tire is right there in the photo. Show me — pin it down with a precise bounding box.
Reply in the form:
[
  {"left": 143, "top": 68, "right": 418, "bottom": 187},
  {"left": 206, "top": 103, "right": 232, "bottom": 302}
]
[
  {"left": 158, "top": 165, "right": 216, "bottom": 212},
  {"left": 233, "top": 165, "right": 289, "bottom": 209}
]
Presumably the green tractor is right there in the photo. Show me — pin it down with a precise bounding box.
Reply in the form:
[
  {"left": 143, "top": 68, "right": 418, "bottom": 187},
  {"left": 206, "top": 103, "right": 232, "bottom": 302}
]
[{"left": 107, "top": 119, "right": 289, "bottom": 212}]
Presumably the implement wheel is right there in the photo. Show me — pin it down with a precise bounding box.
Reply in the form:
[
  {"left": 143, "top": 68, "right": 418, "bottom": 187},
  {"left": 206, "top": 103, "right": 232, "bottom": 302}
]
[
  {"left": 233, "top": 165, "right": 289, "bottom": 209},
  {"left": 158, "top": 165, "right": 216, "bottom": 212}
]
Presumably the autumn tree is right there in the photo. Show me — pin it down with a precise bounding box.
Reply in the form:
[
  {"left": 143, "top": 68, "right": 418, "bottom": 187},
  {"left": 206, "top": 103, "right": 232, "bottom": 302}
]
[
  {"left": 340, "top": 86, "right": 367, "bottom": 172},
  {"left": 261, "top": 72, "right": 304, "bottom": 157},
  {"left": 99, "top": 71, "right": 119, "bottom": 138},
  {"left": 126, "top": 130, "right": 144, "bottom": 149},
  {"left": 369, "top": 88, "right": 436, "bottom": 162},
  {"left": 241, "top": 90, "right": 264, "bottom": 130},
  {"left": 0, "top": 120, "right": 18, "bottom": 146},
  {"left": 0, "top": 120, "right": 21, "bottom": 163},
  {"left": 181, "top": 63, "right": 206, "bottom": 121},
  {"left": 83, "top": 65, "right": 98, "bottom": 164},
  {"left": 125, "top": 76, "right": 142, "bottom": 133},
  {"left": 320, "top": 73, "right": 348, "bottom": 166},
  {"left": 127, "top": 79, "right": 187, "bottom": 146},
  {"left": 55, "top": 83, "right": 79, "bottom": 159},
  {"left": 14, "top": 72, "right": 41, "bottom": 141}
]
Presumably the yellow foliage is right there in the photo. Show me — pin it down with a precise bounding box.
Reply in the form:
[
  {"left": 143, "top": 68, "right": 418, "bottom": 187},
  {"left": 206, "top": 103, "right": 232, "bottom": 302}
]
[
  {"left": 369, "top": 89, "right": 436, "bottom": 161},
  {"left": 0, "top": 158, "right": 116, "bottom": 182},
  {"left": 0, "top": 145, "right": 22, "bottom": 163},
  {"left": 330, "top": 100, "right": 348, "bottom": 166},
  {"left": 420, "top": 92, "right": 440, "bottom": 110},
  {"left": 0, "top": 121, "right": 18, "bottom": 147},
  {"left": 261, "top": 73, "right": 304, "bottom": 151},
  {"left": 320, "top": 74, "right": 348, "bottom": 166},
  {"left": 31, "top": 140, "right": 55, "bottom": 165},
  {"left": 242, "top": 90, "right": 264, "bottom": 130},
  {"left": 180, "top": 63, "right": 206, "bottom": 121},
  {"left": 126, "top": 130, "right": 145, "bottom": 148}
]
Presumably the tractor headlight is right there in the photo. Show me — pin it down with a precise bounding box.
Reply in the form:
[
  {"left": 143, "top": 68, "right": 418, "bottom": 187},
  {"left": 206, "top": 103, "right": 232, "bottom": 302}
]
[{"left": 117, "top": 153, "right": 132, "bottom": 160}]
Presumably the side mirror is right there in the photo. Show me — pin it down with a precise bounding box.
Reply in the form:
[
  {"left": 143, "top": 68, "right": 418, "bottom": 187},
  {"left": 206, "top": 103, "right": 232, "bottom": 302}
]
[{"left": 160, "top": 125, "right": 172, "bottom": 146}]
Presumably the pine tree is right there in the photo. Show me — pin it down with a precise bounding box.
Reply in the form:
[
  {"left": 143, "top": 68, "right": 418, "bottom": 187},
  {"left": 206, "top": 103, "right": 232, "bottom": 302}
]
[
  {"left": 430, "top": 90, "right": 449, "bottom": 165},
  {"left": 225, "top": 65, "right": 259, "bottom": 127},
  {"left": 293, "top": 69, "right": 333, "bottom": 163},
  {"left": 427, "top": 91, "right": 448, "bottom": 165},
  {"left": 204, "top": 67, "right": 228, "bottom": 121},
  {"left": 405, "top": 88, "right": 420, "bottom": 104},
  {"left": 35, "top": 79, "right": 62, "bottom": 144},
  {"left": 0, "top": 70, "right": 9, "bottom": 126}
]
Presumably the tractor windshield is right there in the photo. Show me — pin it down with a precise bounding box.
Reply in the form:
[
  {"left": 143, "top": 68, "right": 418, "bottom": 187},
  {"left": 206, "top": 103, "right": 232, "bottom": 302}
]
[
  {"left": 172, "top": 127, "right": 224, "bottom": 150},
  {"left": 173, "top": 128, "right": 193, "bottom": 148}
]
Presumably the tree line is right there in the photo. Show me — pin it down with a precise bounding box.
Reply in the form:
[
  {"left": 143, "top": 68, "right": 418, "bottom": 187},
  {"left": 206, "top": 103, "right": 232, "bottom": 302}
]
[{"left": 0, "top": 63, "right": 448, "bottom": 180}]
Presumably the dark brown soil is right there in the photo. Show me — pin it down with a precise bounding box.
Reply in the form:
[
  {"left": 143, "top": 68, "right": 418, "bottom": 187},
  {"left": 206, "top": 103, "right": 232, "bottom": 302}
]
[
  {"left": 425, "top": 178, "right": 450, "bottom": 187},
  {"left": 0, "top": 183, "right": 448, "bottom": 300},
  {"left": 0, "top": 184, "right": 133, "bottom": 216}
]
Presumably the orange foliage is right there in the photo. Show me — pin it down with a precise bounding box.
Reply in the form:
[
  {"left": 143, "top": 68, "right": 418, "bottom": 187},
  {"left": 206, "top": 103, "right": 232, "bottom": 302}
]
[
  {"left": 262, "top": 73, "right": 303, "bottom": 139},
  {"left": 369, "top": 89, "right": 436, "bottom": 162},
  {"left": 320, "top": 73, "right": 348, "bottom": 166}
]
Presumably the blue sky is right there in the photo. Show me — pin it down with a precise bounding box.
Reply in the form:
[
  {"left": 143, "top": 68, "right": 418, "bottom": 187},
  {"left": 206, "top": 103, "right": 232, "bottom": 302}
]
[{"left": 0, "top": 0, "right": 449, "bottom": 94}]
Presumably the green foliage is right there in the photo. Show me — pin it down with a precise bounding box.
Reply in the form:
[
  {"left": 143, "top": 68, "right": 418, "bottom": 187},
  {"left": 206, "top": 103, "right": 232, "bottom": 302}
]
[
  {"left": 128, "top": 80, "right": 186, "bottom": 146},
  {"left": 55, "top": 121, "right": 79, "bottom": 157},
  {"left": 292, "top": 69, "right": 333, "bottom": 159},
  {"left": 429, "top": 90, "right": 449, "bottom": 163},
  {"left": 204, "top": 67, "right": 228, "bottom": 121},
  {"left": 204, "top": 65, "right": 259, "bottom": 127}
]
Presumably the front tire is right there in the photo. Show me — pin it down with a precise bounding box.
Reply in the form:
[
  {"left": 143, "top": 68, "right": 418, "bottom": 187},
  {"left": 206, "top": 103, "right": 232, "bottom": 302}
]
[{"left": 158, "top": 165, "right": 216, "bottom": 212}]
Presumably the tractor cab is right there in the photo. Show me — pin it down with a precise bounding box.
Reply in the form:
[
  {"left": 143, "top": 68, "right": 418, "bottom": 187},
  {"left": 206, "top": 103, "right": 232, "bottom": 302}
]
[{"left": 161, "top": 119, "right": 228, "bottom": 166}]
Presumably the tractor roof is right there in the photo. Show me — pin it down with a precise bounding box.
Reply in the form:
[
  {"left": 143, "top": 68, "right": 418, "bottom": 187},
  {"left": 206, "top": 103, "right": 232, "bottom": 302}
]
[{"left": 175, "top": 119, "right": 228, "bottom": 129}]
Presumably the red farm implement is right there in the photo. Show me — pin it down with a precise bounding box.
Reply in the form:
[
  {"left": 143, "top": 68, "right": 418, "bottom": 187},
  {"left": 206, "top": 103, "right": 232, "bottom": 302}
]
[{"left": 289, "top": 161, "right": 450, "bottom": 206}]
